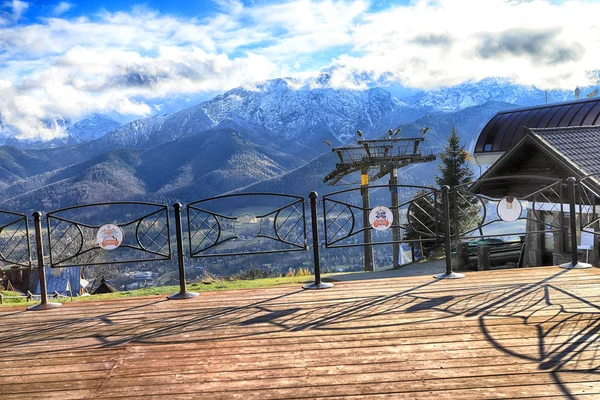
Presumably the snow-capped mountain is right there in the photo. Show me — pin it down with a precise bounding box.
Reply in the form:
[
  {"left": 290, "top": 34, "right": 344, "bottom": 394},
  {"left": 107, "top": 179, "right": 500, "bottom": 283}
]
[
  {"left": 0, "top": 114, "right": 120, "bottom": 149},
  {"left": 0, "top": 75, "right": 557, "bottom": 211},
  {"left": 3, "top": 76, "right": 584, "bottom": 153},
  {"left": 92, "top": 78, "right": 422, "bottom": 153},
  {"left": 407, "top": 77, "right": 572, "bottom": 113},
  {"left": 200, "top": 78, "right": 420, "bottom": 145},
  {"left": 67, "top": 114, "right": 121, "bottom": 143}
]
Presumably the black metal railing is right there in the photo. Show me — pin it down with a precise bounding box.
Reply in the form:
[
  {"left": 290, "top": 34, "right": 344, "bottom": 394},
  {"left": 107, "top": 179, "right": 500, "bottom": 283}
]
[
  {"left": 452, "top": 176, "right": 565, "bottom": 240},
  {"left": 46, "top": 202, "right": 171, "bottom": 268},
  {"left": 14, "top": 174, "right": 597, "bottom": 310},
  {"left": 0, "top": 210, "right": 31, "bottom": 270},
  {"left": 322, "top": 184, "right": 442, "bottom": 248},
  {"left": 187, "top": 193, "right": 307, "bottom": 258}
]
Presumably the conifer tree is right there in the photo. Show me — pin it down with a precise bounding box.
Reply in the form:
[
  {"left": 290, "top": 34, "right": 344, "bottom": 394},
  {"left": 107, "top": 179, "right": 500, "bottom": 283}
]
[
  {"left": 436, "top": 124, "right": 473, "bottom": 188},
  {"left": 436, "top": 124, "right": 478, "bottom": 236},
  {"left": 405, "top": 124, "right": 477, "bottom": 254}
]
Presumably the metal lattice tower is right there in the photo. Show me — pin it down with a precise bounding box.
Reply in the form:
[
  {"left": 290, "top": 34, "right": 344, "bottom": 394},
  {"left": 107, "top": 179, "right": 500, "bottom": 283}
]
[{"left": 323, "top": 134, "right": 436, "bottom": 271}]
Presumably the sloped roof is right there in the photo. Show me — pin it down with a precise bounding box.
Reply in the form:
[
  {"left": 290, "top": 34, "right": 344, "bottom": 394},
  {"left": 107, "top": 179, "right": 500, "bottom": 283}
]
[
  {"left": 530, "top": 125, "right": 600, "bottom": 177},
  {"left": 475, "top": 97, "right": 600, "bottom": 154},
  {"left": 471, "top": 126, "right": 600, "bottom": 197},
  {"left": 92, "top": 277, "right": 118, "bottom": 294},
  {"left": 34, "top": 266, "right": 81, "bottom": 295}
]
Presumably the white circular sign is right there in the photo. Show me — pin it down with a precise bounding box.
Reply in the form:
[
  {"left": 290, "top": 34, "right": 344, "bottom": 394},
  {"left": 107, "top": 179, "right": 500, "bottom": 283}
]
[
  {"left": 97, "top": 224, "right": 124, "bottom": 250},
  {"left": 369, "top": 206, "right": 394, "bottom": 231},
  {"left": 497, "top": 197, "right": 522, "bottom": 222}
]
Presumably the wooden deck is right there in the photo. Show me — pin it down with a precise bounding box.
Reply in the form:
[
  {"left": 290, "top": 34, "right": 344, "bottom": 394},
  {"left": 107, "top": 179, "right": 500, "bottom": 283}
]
[{"left": 2, "top": 266, "right": 600, "bottom": 399}]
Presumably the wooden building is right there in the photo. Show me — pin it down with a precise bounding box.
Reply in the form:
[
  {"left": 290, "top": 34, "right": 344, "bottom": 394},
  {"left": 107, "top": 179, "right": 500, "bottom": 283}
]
[{"left": 471, "top": 98, "right": 600, "bottom": 267}]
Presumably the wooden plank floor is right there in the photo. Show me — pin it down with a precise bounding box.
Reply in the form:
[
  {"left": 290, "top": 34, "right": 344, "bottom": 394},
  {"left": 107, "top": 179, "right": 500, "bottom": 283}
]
[{"left": 2, "top": 266, "right": 600, "bottom": 399}]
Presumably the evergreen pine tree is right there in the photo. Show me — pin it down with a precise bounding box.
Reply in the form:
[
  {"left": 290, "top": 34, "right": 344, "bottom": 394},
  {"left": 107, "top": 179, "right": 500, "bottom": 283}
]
[
  {"left": 405, "top": 124, "right": 478, "bottom": 254},
  {"left": 436, "top": 124, "right": 474, "bottom": 188},
  {"left": 436, "top": 124, "right": 479, "bottom": 236}
]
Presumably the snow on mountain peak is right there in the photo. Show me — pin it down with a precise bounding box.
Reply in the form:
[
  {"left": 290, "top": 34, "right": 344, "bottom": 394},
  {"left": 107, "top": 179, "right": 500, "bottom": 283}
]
[{"left": 199, "top": 78, "right": 412, "bottom": 144}]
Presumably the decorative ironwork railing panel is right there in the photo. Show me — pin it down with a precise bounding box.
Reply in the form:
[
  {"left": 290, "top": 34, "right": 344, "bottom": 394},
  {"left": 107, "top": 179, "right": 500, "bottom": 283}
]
[
  {"left": 187, "top": 193, "right": 307, "bottom": 258},
  {"left": 579, "top": 174, "right": 600, "bottom": 237},
  {"left": 46, "top": 202, "right": 171, "bottom": 268},
  {"left": 0, "top": 211, "right": 31, "bottom": 270},
  {"left": 322, "top": 184, "right": 442, "bottom": 248},
  {"left": 452, "top": 176, "right": 565, "bottom": 240}
]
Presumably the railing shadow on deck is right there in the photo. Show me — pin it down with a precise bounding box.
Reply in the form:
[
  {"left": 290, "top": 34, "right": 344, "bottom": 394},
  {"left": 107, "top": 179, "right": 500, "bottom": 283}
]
[
  {"left": 1, "top": 268, "right": 599, "bottom": 398},
  {"left": 0, "top": 300, "right": 164, "bottom": 353}
]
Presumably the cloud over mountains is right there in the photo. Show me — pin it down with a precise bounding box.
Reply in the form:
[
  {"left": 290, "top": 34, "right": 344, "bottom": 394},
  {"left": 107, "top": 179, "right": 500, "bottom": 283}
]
[{"left": 2, "top": 0, "right": 600, "bottom": 140}]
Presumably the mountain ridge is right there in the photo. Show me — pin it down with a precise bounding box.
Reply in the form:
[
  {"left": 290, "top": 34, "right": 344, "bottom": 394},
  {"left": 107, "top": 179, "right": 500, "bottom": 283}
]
[{"left": 0, "top": 75, "right": 572, "bottom": 212}]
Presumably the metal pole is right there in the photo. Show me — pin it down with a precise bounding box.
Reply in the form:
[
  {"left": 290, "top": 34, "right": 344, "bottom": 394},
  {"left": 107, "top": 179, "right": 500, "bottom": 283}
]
[
  {"left": 361, "top": 170, "right": 374, "bottom": 272},
  {"left": 27, "top": 212, "right": 61, "bottom": 311},
  {"left": 168, "top": 203, "right": 200, "bottom": 299},
  {"left": 434, "top": 185, "right": 465, "bottom": 279},
  {"left": 304, "top": 192, "right": 333, "bottom": 290},
  {"left": 390, "top": 170, "right": 400, "bottom": 267},
  {"left": 561, "top": 177, "right": 591, "bottom": 269}
]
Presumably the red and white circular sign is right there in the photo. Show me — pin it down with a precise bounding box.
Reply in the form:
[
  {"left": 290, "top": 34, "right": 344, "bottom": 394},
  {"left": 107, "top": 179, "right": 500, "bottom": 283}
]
[
  {"left": 369, "top": 206, "right": 394, "bottom": 231},
  {"left": 97, "top": 224, "right": 124, "bottom": 250}
]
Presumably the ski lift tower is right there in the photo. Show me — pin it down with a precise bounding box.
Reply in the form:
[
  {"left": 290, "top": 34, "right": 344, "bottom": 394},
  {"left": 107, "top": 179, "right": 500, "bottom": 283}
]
[{"left": 323, "top": 130, "right": 436, "bottom": 271}]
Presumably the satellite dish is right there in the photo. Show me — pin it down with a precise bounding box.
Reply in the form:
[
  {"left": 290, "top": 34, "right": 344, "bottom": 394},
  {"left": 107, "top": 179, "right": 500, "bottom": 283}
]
[
  {"left": 586, "top": 88, "right": 599, "bottom": 98},
  {"left": 497, "top": 197, "right": 522, "bottom": 222},
  {"left": 575, "top": 87, "right": 581, "bottom": 99}
]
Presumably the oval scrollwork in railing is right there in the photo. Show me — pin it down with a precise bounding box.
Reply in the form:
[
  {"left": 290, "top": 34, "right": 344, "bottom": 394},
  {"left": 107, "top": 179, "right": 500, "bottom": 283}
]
[
  {"left": 0, "top": 211, "right": 32, "bottom": 270},
  {"left": 187, "top": 193, "right": 307, "bottom": 258},
  {"left": 578, "top": 174, "right": 600, "bottom": 237},
  {"left": 46, "top": 202, "right": 171, "bottom": 268},
  {"left": 323, "top": 199, "right": 355, "bottom": 247},
  {"left": 406, "top": 189, "right": 441, "bottom": 238}
]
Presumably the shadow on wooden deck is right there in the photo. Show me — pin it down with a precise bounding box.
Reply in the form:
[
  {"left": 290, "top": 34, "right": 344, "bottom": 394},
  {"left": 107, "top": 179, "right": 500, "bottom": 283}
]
[{"left": 1, "top": 266, "right": 600, "bottom": 399}]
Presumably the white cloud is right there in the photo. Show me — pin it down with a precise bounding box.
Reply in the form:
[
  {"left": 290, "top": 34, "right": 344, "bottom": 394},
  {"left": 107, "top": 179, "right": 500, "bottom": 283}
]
[
  {"left": 0, "top": 46, "right": 277, "bottom": 139},
  {"left": 52, "top": 1, "right": 73, "bottom": 16},
  {"left": 3, "top": 0, "right": 600, "bottom": 140},
  {"left": 339, "top": 0, "right": 600, "bottom": 90},
  {"left": 0, "top": 0, "right": 27, "bottom": 24},
  {"left": 8, "top": 0, "right": 27, "bottom": 20}
]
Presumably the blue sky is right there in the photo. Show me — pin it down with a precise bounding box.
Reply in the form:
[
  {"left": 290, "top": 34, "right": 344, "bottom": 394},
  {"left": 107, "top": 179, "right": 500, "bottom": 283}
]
[{"left": 2, "top": 0, "right": 600, "bottom": 140}]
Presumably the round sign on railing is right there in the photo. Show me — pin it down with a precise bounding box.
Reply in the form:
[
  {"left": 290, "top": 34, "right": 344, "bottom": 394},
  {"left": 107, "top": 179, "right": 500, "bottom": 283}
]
[
  {"left": 97, "top": 224, "right": 124, "bottom": 250},
  {"left": 369, "top": 206, "right": 394, "bottom": 231},
  {"left": 497, "top": 196, "right": 522, "bottom": 222}
]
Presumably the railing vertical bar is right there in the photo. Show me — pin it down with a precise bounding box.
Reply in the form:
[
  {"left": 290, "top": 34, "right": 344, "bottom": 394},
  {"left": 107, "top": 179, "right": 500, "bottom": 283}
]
[
  {"left": 304, "top": 192, "right": 333, "bottom": 290},
  {"left": 560, "top": 177, "right": 591, "bottom": 269},
  {"left": 27, "top": 212, "right": 62, "bottom": 311},
  {"left": 168, "top": 203, "right": 200, "bottom": 300},
  {"left": 434, "top": 186, "right": 465, "bottom": 279}
]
